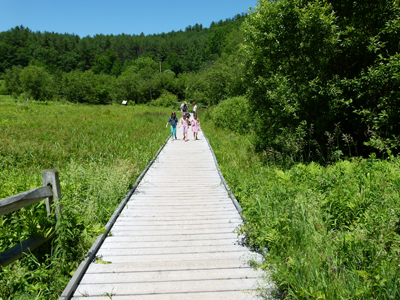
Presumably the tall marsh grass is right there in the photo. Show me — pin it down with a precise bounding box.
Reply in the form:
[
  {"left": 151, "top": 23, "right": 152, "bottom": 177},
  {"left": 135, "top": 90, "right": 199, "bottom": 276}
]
[
  {"left": 0, "top": 102, "right": 169, "bottom": 298},
  {"left": 202, "top": 121, "right": 400, "bottom": 300}
]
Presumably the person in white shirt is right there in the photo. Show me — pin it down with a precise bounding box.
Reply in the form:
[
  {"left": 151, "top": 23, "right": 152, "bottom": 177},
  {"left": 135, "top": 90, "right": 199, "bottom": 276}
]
[{"left": 192, "top": 102, "right": 197, "bottom": 115}]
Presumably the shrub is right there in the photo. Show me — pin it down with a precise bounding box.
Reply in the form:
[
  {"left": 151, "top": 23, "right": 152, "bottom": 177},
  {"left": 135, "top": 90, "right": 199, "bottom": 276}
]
[
  {"left": 61, "top": 70, "right": 114, "bottom": 104},
  {"left": 207, "top": 96, "right": 251, "bottom": 134},
  {"left": 20, "top": 66, "right": 54, "bottom": 101},
  {"left": 149, "top": 91, "right": 178, "bottom": 107}
]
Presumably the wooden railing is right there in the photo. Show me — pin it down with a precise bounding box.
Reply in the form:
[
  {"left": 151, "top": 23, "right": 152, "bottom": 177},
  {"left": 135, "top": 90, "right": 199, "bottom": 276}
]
[{"left": 0, "top": 169, "right": 61, "bottom": 267}]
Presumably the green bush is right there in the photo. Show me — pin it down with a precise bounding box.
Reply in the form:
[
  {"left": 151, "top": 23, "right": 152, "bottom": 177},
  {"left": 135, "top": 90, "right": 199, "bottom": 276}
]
[
  {"left": 207, "top": 96, "right": 251, "bottom": 135},
  {"left": 0, "top": 80, "right": 8, "bottom": 95},
  {"left": 20, "top": 66, "right": 54, "bottom": 101},
  {"left": 3, "top": 66, "right": 23, "bottom": 98},
  {"left": 61, "top": 70, "right": 115, "bottom": 104},
  {"left": 149, "top": 91, "right": 178, "bottom": 107}
]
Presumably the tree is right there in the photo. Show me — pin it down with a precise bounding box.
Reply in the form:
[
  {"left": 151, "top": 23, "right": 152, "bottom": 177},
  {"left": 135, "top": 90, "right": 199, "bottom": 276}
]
[
  {"left": 242, "top": 0, "right": 400, "bottom": 157},
  {"left": 20, "top": 66, "right": 53, "bottom": 100},
  {"left": 92, "top": 49, "right": 118, "bottom": 74},
  {"left": 3, "top": 65, "right": 23, "bottom": 97},
  {"left": 61, "top": 70, "right": 113, "bottom": 104}
]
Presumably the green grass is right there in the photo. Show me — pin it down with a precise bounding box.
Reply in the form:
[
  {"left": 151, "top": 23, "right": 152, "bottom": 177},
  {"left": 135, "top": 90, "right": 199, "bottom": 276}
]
[
  {"left": 0, "top": 101, "right": 170, "bottom": 299},
  {"left": 0, "top": 95, "right": 17, "bottom": 103},
  {"left": 202, "top": 121, "right": 400, "bottom": 300}
]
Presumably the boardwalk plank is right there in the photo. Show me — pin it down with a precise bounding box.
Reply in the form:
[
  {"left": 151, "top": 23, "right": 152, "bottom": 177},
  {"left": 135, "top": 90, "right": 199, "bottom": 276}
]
[
  {"left": 117, "top": 215, "right": 242, "bottom": 221},
  {"left": 109, "top": 228, "right": 239, "bottom": 236},
  {"left": 72, "top": 291, "right": 260, "bottom": 300},
  {"left": 80, "top": 268, "right": 262, "bottom": 284},
  {"left": 96, "top": 245, "right": 250, "bottom": 256},
  {"left": 97, "top": 252, "right": 261, "bottom": 264},
  {"left": 111, "top": 223, "right": 241, "bottom": 231},
  {"left": 86, "top": 259, "right": 254, "bottom": 273},
  {"left": 113, "top": 219, "right": 241, "bottom": 225},
  {"left": 100, "top": 239, "right": 242, "bottom": 249},
  {"left": 100, "top": 233, "right": 240, "bottom": 242},
  {"left": 74, "top": 278, "right": 261, "bottom": 297}
]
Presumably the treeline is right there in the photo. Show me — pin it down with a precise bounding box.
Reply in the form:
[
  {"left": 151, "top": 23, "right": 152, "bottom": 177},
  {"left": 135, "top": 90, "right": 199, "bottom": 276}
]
[
  {"left": 2, "top": 51, "right": 245, "bottom": 105},
  {"left": 0, "top": 14, "right": 248, "bottom": 105},
  {"left": 0, "top": 13, "right": 246, "bottom": 75}
]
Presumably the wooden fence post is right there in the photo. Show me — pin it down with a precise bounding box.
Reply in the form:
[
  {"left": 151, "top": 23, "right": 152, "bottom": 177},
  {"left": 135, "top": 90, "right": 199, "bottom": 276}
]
[{"left": 42, "top": 169, "right": 61, "bottom": 220}]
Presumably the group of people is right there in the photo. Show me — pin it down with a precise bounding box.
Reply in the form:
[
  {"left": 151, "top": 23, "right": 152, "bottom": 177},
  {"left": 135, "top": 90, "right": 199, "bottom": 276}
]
[{"left": 165, "top": 101, "right": 200, "bottom": 142}]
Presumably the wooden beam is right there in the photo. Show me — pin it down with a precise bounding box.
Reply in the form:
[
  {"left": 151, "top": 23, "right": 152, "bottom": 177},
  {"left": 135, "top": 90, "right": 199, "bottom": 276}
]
[
  {"left": 0, "top": 186, "right": 53, "bottom": 216},
  {"left": 0, "top": 231, "right": 56, "bottom": 267},
  {"left": 42, "top": 169, "right": 61, "bottom": 220}
]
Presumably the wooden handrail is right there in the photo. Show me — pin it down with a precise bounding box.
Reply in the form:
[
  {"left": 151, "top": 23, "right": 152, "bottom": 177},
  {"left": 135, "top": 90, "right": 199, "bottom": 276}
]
[
  {"left": 0, "top": 169, "right": 61, "bottom": 267},
  {"left": 0, "top": 186, "right": 53, "bottom": 216}
]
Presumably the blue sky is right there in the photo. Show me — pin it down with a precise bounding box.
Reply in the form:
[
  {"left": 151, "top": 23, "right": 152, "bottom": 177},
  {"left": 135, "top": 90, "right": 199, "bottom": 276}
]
[{"left": 0, "top": 0, "right": 257, "bottom": 37}]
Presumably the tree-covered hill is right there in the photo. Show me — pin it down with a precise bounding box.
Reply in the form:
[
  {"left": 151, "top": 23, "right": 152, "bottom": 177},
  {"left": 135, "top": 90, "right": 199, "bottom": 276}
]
[{"left": 0, "top": 13, "right": 247, "bottom": 75}]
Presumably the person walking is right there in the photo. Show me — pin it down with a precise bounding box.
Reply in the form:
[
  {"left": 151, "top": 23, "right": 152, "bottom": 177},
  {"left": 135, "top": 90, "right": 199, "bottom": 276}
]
[
  {"left": 191, "top": 113, "right": 200, "bottom": 141},
  {"left": 166, "top": 111, "right": 178, "bottom": 140},
  {"left": 180, "top": 101, "right": 188, "bottom": 115},
  {"left": 179, "top": 113, "right": 189, "bottom": 142},
  {"left": 180, "top": 101, "right": 191, "bottom": 125},
  {"left": 192, "top": 102, "right": 197, "bottom": 115}
]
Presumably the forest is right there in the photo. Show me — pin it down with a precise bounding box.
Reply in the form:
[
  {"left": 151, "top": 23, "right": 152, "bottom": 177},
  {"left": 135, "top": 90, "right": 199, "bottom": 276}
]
[
  {"left": 0, "top": 14, "right": 246, "bottom": 106},
  {"left": 1, "top": 0, "right": 400, "bottom": 299}
]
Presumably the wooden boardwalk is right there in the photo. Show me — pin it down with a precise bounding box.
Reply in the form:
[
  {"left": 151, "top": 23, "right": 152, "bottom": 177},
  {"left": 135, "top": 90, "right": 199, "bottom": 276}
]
[{"left": 71, "top": 124, "right": 267, "bottom": 299}]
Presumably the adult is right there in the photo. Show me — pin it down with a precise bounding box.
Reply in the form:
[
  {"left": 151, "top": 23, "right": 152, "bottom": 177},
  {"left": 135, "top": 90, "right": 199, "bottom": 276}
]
[
  {"left": 180, "top": 101, "right": 190, "bottom": 125},
  {"left": 180, "top": 101, "right": 188, "bottom": 114},
  {"left": 192, "top": 102, "right": 197, "bottom": 115}
]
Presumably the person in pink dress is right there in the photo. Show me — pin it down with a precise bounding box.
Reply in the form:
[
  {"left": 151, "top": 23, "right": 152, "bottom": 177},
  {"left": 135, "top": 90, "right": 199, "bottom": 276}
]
[
  {"left": 179, "top": 113, "right": 189, "bottom": 142},
  {"left": 191, "top": 114, "right": 200, "bottom": 140}
]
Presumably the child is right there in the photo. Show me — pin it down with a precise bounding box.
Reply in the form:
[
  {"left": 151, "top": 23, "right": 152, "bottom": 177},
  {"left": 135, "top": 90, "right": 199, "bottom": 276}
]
[
  {"left": 166, "top": 111, "right": 178, "bottom": 140},
  {"left": 179, "top": 113, "right": 189, "bottom": 142},
  {"left": 191, "top": 113, "right": 200, "bottom": 140}
]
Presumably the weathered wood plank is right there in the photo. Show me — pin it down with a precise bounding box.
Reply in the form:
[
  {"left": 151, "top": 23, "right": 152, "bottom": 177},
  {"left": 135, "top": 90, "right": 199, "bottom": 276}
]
[
  {"left": 97, "top": 246, "right": 249, "bottom": 257},
  {"left": 113, "top": 218, "right": 241, "bottom": 226},
  {"left": 41, "top": 169, "right": 61, "bottom": 218},
  {"left": 111, "top": 223, "right": 241, "bottom": 231},
  {"left": 116, "top": 218, "right": 240, "bottom": 224},
  {"left": 110, "top": 228, "right": 238, "bottom": 237},
  {"left": 86, "top": 258, "right": 254, "bottom": 274},
  {"left": 133, "top": 193, "right": 229, "bottom": 197},
  {"left": 80, "top": 268, "right": 261, "bottom": 284},
  {"left": 120, "top": 209, "right": 239, "bottom": 215},
  {"left": 118, "top": 214, "right": 242, "bottom": 220},
  {"left": 101, "top": 237, "right": 243, "bottom": 245},
  {"left": 128, "top": 196, "right": 230, "bottom": 202},
  {"left": 0, "top": 231, "right": 55, "bottom": 267},
  {"left": 98, "top": 252, "right": 261, "bottom": 264},
  {"left": 100, "top": 239, "right": 242, "bottom": 249},
  {"left": 72, "top": 291, "right": 260, "bottom": 300},
  {"left": 122, "top": 207, "right": 239, "bottom": 213},
  {"left": 73, "top": 278, "right": 261, "bottom": 297},
  {"left": 102, "top": 234, "right": 240, "bottom": 242},
  {"left": 111, "top": 226, "right": 239, "bottom": 234},
  {"left": 0, "top": 186, "right": 53, "bottom": 216},
  {"left": 126, "top": 203, "right": 235, "bottom": 208}
]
